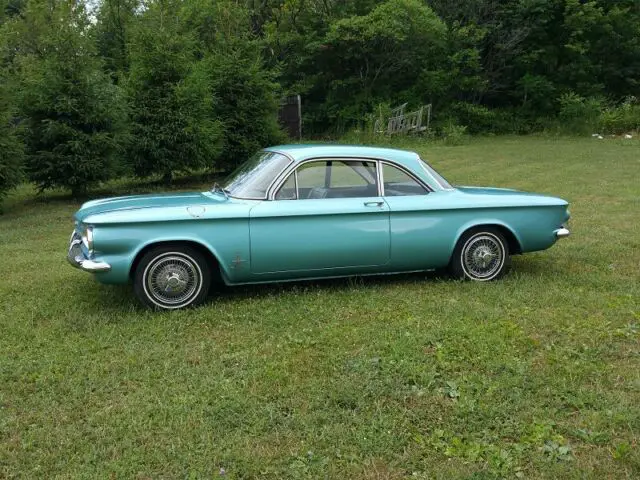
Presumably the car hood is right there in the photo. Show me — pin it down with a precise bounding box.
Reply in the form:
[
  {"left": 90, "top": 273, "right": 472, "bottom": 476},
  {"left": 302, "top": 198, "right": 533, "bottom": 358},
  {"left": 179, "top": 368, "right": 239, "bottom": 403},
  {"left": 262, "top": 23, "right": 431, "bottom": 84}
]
[{"left": 74, "top": 191, "right": 242, "bottom": 224}]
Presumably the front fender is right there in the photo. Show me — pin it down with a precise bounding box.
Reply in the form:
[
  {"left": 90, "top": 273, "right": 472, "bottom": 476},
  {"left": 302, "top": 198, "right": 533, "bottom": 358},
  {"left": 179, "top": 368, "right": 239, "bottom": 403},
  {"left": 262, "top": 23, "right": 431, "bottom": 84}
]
[{"left": 90, "top": 218, "right": 251, "bottom": 285}]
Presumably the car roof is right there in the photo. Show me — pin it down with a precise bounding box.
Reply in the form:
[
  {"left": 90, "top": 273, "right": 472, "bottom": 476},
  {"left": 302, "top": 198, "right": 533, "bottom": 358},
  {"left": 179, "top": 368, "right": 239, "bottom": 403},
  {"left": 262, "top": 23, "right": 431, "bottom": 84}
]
[{"left": 264, "top": 144, "right": 420, "bottom": 167}]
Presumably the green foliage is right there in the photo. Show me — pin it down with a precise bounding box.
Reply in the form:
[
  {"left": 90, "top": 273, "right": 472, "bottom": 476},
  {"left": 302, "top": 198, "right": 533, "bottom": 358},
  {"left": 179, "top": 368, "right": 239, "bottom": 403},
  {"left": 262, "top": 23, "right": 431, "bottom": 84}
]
[
  {"left": 441, "top": 122, "right": 469, "bottom": 146},
  {"left": 558, "top": 93, "right": 603, "bottom": 134},
  {"left": 208, "top": 52, "right": 284, "bottom": 170},
  {"left": 517, "top": 74, "right": 557, "bottom": 114},
  {"left": 316, "top": 0, "right": 447, "bottom": 131},
  {"left": 0, "top": 79, "right": 23, "bottom": 207},
  {"left": 0, "top": 0, "right": 26, "bottom": 23},
  {"left": 125, "top": 0, "right": 222, "bottom": 182},
  {"left": 256, "top": 0, "right": 640, "bottom": 136},
  {"left": 176, "top": 0, "right": 283, "bottom": 169},
  {"left": 16, "top": 0, "right": 125, "bottom": 196},
  {"left": 2, "top": 0, "right": 640, "bottom": 193},
  {"left": 600, "top": 97, "right": 640, "bottom": 134},
  {"left": 445, "top": 102, "right": 496, "bottom": 134},
  {"left": 95, "top": 0, "right": 139, "bottom": 80}
]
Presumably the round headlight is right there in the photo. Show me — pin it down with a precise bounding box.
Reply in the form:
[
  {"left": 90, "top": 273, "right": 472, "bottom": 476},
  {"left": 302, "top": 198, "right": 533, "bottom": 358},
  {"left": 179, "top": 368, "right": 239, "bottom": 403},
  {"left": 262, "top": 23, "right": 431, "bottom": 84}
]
[{"left": 82, "top": 226, "right": 94, "bottom": 256}]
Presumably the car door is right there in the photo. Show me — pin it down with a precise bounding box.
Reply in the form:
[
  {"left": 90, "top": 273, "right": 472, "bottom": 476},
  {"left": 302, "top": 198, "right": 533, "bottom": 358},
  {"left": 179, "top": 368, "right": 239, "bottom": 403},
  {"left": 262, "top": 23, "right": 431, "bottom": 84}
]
[
  {"left": 380, "top": 162, "right": 447, "bottom": 270},
  {"left": 249, "top": 159, "right": 390, "bottom": 276}
]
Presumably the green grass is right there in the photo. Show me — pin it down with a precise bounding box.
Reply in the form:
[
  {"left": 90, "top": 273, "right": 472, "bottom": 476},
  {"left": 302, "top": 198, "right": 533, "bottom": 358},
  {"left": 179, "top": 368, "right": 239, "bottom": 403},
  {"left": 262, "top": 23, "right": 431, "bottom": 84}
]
[{"left": 1, "top": 136, "right": 639, "bottom": 478}]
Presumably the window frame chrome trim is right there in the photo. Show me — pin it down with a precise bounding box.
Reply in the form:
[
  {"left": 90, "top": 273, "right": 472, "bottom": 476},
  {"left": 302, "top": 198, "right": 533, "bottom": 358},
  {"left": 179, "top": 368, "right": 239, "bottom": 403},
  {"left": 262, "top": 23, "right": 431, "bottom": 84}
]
[
  {"left": 267, "top": 155, "right": 433, "bottom": 200},
  {"left": 377, "top": 160, "right": 385, "bottom": 196},
  {"left": 268, "top": 157, "right": 382, "bottom": 200}
]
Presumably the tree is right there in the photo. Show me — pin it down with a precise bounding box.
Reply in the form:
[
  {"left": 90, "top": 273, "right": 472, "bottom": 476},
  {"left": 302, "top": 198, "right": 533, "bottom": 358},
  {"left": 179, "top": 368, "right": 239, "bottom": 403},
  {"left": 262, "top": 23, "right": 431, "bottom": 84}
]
[
  {"left": 126, "top": 0, "right": 222, "bottom": 182},
  {"left": 95, "top": 0, "right": 139, "bottom": 81},
  {"left": 208, "top": 51, "right": 284, "bottom": 169},
  {"left": 0, "top": 0, "right": 25, "bottom": 208},
  {"left": 0, "top": 76, "right": 23, "bottom": 209},
  {"left": 313, "top": 0, "right": 447, "bottom": 131},
  {"left": 177, "top": 0, "right": 284, "bottom": 169},
  {"left": 17, "top": 0, "right": 125, "bottom": 196}
]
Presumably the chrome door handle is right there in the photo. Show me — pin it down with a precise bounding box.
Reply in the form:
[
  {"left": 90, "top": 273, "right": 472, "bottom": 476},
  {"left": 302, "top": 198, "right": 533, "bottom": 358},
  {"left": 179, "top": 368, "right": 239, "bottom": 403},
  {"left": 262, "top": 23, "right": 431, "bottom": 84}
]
[{"left": 364, "top": 201, "right": 384, "bottom": 207}]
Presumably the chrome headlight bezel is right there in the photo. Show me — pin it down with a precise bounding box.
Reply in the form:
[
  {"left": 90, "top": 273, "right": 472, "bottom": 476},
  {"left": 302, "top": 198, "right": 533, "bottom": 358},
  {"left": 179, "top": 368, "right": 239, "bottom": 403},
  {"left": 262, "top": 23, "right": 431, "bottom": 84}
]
[{"left": 81, "top": 225, "right": 94, "bottom": 256}]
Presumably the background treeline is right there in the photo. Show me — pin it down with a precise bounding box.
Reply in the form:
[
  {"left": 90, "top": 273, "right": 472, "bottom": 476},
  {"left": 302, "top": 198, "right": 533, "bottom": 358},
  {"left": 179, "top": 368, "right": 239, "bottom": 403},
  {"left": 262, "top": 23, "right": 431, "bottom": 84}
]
[{"left": 1, "top": 0, "right": 640, "bottom": 204}]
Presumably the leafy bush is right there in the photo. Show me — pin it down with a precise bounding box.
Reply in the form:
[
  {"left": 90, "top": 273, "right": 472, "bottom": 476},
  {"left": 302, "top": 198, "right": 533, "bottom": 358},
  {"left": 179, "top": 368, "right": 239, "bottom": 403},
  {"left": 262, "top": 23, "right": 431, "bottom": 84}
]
[
  {"left": 447, "top": 102, "right": 496, "bottom": 134},
  {"left": 491, "top": 109, "right": 544, "bottom": 135},
  {"left": 558, "top": 93, "right": 603, "bottom": 134},
  {"left": 599, "top": 97, "right": 640, "bottom": 134},
  {"left": 442, "top": 122, "right": 469, "bottom": 146}
]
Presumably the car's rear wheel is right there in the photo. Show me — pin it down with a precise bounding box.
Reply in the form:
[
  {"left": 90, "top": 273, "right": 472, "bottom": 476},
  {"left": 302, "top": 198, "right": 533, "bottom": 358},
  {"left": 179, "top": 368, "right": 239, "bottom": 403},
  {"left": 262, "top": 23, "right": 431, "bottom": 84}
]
[
  {"left": 134, "top": 245, "right": 211, "bottom": 310},
  {"left": 449, "top": 227, "right": 511, "bottom": 281}
]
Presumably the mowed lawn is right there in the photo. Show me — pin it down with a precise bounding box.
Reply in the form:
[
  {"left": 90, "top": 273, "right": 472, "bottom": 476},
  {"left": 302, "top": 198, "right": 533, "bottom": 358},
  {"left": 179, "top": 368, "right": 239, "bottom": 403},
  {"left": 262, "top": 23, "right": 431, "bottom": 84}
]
[{"left": 1, "top": 136, "right": 638, "bottom": 478}]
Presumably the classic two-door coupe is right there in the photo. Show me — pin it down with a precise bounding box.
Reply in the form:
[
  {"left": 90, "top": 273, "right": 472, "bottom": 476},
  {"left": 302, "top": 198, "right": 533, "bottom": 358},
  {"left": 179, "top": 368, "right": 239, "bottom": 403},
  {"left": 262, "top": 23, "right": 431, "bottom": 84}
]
[{"left": 68, "top": 145, "right": 570, "bottom": 310}]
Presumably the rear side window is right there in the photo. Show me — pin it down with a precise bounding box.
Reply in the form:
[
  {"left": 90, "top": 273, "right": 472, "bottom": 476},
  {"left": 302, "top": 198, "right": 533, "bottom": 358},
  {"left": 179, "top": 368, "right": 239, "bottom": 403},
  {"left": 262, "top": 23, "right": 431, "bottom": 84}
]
[
  {"left": 420, "top": 158, "right": 453, "bottom": 189},
  {"left": 382, "top": 163, "right": 428, "bottom": 196}
]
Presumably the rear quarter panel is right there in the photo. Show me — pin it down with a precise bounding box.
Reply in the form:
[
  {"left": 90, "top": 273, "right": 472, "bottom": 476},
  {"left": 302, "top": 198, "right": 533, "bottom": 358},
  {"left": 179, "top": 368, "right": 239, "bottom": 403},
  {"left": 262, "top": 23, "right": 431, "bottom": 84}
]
[{"left": 386, "top": 189, "right": 569, "bottom": 270}]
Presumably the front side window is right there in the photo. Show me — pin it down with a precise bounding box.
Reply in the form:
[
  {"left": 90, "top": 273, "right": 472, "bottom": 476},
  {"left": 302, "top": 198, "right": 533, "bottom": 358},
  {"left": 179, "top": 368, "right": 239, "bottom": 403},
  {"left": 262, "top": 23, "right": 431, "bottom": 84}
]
[
  {"left": 223, "top": 151, "right": 291, "bottom": 199},
  {"left": 275, "top": 172, "right": 297, "bottom": 200},
  {"left": 275, "top": 160, "right": 379, "bottom": 200},
  {"left": 382, "top": 163, "right": 429, "bottom": 196}
]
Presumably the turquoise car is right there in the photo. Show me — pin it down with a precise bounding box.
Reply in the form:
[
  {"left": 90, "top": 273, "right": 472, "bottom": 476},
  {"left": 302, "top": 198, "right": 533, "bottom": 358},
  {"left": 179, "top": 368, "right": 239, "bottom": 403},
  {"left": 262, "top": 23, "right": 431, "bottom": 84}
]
[{"left": 68, "top": 145, "right": 570, "bottom": 310}]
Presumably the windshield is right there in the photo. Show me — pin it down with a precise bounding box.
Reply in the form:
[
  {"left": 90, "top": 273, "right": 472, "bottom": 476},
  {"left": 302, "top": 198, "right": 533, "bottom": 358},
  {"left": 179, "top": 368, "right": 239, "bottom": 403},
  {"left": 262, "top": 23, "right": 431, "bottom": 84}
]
[
  {"left": 420, "top": 159, "right": 453, "bottom": 190},
  {"left": 223, "top": 151, "right": 291, "bottom": 199}
]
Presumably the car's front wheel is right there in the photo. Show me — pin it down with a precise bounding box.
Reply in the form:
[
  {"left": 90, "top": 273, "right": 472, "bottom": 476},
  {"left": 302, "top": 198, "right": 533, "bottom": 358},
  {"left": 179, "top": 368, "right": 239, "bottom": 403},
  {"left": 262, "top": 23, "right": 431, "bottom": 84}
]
[
  {"left": 134, "top": 245, "right": 211, "bottom": 310},
  {"left": 449, "top": 227, "right": 511, "bottom": 281}
]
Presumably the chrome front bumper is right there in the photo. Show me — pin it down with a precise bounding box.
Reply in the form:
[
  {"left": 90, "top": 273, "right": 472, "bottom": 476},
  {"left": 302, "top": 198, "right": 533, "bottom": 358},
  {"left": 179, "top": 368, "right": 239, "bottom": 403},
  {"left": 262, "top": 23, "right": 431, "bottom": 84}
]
[
  {"left": 554, "top": 227, "right": 571, "bottom": 239},
  {"left": 67, "top": 231, "right": 111, "bottom": 273}
]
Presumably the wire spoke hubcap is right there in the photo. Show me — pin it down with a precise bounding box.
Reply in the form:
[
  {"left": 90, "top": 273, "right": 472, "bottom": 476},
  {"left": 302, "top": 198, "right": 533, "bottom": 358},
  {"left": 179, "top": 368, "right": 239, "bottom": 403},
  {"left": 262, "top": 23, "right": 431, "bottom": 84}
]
[
  {"left": 147, "top": 255, "right": 200, "bottom": 305},
  {"left": 462, "top": 234, "right": 504, "bottom": 279}
]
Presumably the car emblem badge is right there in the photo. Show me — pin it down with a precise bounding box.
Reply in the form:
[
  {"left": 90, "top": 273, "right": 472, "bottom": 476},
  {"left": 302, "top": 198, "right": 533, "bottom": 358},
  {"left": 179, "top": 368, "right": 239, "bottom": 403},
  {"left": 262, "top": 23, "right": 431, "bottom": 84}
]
[
  {"left": 232, "top": 254, "right": 246, "bottom": 269},
  {"left": 187, "top": 206, "right": 205, "bottom": 218}
]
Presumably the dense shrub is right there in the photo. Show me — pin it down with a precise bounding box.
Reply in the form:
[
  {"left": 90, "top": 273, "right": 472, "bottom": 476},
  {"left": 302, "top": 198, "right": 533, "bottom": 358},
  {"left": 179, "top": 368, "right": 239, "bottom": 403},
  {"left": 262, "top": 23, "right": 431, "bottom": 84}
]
[
  {"left": 599, "top": 97, "right": 640, "bottom": 134},
  {"left": 558, "top": 93, "right": 603, "bottom": 134},
  {"left": 441, "top": 122, "right": 469, "bottom": 146},
  {"left": 446, "top": 102, "right": 496, "bottom": 134}
]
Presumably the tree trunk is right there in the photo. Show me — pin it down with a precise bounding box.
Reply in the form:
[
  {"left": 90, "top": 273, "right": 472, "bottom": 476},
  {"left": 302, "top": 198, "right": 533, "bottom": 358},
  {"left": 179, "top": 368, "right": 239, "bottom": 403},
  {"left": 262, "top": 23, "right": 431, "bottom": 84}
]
[{"left": 71, "top": 185, "right": 87, "bottom": 199}]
